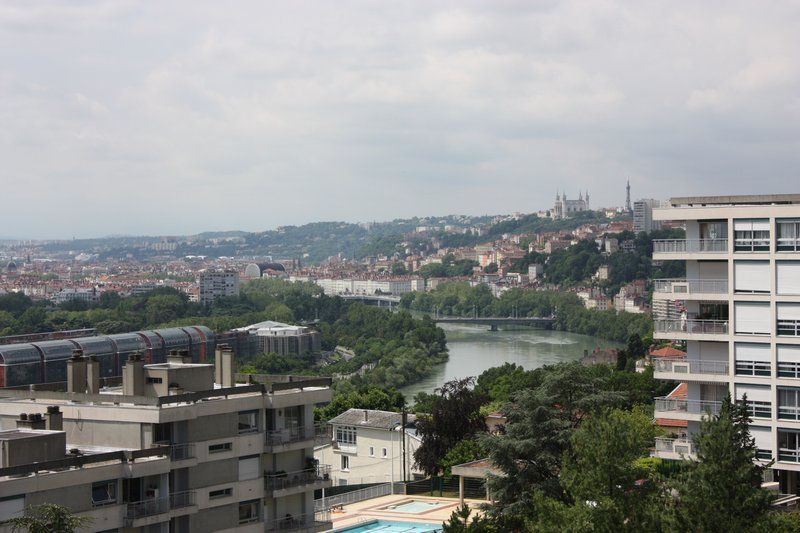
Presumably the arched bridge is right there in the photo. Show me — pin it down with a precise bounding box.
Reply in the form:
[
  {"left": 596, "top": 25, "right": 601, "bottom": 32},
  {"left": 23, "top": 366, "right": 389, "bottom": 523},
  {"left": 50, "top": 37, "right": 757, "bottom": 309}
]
[
  {"left": 432, "top": 316, "right": 556, "bottom": 331},
  {"left": 339, "top": 294, "right": 402, "bottom": 306}
]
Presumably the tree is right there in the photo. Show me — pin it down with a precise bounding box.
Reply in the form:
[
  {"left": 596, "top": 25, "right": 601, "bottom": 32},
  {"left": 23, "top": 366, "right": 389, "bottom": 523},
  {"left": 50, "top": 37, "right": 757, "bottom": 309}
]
[
  {"left": 414, "top": 377, "right": 487, "bottom": 477},
  {"left": 484, "top": 262, "right": 498, "bottom": 274},
  {"left": 7, "top": 504, "right": 92, "bottom": 533},
  {"left": 441, "top": 439, "right": 484, "bottom": 476},
  {"left": 670, "top": 394, "right": 774, "bottom": 532},
  {"left": 442, "top": 504, "right": 497, "bottom": 533},
  {"left": 391, "top": 262, "right": 408, "bottom": 276}
]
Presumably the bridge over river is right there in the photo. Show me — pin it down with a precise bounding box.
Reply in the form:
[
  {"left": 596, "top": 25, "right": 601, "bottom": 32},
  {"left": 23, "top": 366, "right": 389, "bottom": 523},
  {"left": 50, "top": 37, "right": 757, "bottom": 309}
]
[{"left": 431, "top": 316, "right": 556, "bottom": 331}]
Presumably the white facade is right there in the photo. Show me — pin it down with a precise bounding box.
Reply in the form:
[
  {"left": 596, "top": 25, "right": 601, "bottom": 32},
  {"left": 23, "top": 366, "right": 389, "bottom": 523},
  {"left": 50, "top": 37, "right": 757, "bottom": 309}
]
[
  {"left": 198, "top": 270, "right": 240, "bottom": 306},
  {"left": 651, "top": 194, "right": 800, "bottom": 494},
  {"left": 313, "top": 278, "right": 419, "bottom": 296}
]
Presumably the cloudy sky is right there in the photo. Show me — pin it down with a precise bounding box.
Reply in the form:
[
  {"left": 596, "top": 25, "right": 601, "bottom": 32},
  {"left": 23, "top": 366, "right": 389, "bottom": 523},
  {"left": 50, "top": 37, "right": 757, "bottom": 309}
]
[{"left": 2, "top": 1, "right": 799, "bottom": 238}]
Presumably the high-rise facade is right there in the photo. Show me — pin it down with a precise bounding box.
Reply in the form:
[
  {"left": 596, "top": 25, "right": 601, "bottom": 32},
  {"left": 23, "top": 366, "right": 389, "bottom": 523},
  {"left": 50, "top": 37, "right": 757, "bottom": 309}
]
[
  {"left": 198, "top": 270, "right": 240, "bottom": 306},
  {"left": 633, "top": 198, "right": 665, "bottom": 233},
  {"left": 651, "top": 194, "right": 800, "bottom": 494}
]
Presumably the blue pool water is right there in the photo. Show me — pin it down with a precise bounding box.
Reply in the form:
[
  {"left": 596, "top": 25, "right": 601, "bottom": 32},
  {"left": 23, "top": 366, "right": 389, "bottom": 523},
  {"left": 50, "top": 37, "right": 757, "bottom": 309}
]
[{"left": 333, "top": 519, "right": 443, "bottom": 532}]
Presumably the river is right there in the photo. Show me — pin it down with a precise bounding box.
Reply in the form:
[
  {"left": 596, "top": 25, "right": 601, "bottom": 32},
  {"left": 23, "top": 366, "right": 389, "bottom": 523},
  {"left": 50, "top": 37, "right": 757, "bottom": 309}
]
[{"left": 399, "top": 322, "right": 623, "bottom": 400}]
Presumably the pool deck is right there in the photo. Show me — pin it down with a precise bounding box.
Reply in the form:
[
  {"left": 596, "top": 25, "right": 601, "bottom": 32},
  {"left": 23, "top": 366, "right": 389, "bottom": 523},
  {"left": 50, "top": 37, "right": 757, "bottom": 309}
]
[{"left": 328, "top": 494, "right": 485, "bottom": 530}]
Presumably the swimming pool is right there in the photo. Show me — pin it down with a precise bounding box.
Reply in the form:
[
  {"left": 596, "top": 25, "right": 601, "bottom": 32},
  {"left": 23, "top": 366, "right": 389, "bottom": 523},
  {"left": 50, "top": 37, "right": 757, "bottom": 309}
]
[
  {"left": 378, "top": 500, "right": 448, "bottom": 513},
  {"left": 332, "top": 519, "right": 443, "bottom": 532}
]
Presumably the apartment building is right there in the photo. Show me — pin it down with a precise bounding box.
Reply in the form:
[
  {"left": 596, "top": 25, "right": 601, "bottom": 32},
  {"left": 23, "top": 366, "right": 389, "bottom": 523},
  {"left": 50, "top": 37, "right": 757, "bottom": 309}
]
[
  {"left": 198, "top": 270, "right": 240, "bottom": 306},
  {"left": 633, "top": 198, "right": 665, "bottom": 233},
  {"left": 314, "top": 409, "right": 421, "bottom": 486},
  {"left": 650, "top": 194, "right": 800, "bottom": 494},
  {"left": 235, "top": 321, "right": 322, "bottom": 357},
  {"left": 0, "top": 347, "right": 332, "bottom": 533}
]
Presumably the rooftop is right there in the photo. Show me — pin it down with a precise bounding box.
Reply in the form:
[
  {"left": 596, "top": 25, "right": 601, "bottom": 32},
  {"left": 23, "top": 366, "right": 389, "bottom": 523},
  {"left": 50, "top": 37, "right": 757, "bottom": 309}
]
[
  {"left": 669, "top": 193, "right": 800, "bottom": 207},
  {"left": 328, "top": 409, "right": 416, "bottom": 431}
]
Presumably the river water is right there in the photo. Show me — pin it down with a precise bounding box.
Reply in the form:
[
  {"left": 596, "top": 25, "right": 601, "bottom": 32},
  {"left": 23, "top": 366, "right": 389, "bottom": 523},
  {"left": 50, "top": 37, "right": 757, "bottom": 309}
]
[{"left": 399, "top": 322, "right": 622, "bottom": 400}]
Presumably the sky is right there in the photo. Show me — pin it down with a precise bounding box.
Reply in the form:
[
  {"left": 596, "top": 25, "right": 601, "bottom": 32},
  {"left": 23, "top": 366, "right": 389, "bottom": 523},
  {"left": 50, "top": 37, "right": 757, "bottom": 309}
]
[{"left": 1, "top": 1, "right": 800, "bottom": 239}]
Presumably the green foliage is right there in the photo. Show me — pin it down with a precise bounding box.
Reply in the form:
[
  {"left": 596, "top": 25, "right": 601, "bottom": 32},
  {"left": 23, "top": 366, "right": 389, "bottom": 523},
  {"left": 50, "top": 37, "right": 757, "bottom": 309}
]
[
  {"left": 7, "top": 503, "right": 92, "bottom": 533},
  {"left": 315, "top": 386, "right": 406, "bottom": 422},
  {"left": 414, "top": 377, "right": 487, "bottom": 477},
  {"left": 441, "top": 438, "right": 484, "bottom": 477},
  {"left": 669, "top": 394, "right": 774, "bottom": 532},
  {"left": 417, "top": 256, "right": 479, "bottom": 279},
  {"left": 442, "top": 504, "right": 498, "bottom": 533}
]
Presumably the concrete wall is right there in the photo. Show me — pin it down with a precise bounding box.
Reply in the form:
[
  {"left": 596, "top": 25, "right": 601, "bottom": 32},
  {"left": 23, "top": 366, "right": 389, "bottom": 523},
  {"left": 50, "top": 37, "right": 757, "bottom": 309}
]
[
  {"left": 187, "top": 413, "right": 238, "bottom": 442},
  {"left": 190, "top": 503, "right": 237, "bottom": 533},
  {"left": 189, "top": 457, "right": 238, "bottom": 489}
]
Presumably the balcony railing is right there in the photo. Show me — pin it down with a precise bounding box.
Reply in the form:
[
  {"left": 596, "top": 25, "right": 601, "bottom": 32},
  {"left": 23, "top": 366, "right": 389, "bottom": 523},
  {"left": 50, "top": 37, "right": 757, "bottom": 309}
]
[
  {"left": 169, "top": 490, "right": 196, "bottom": 509},
  {"left": 266, "top": 510, "right": 331, "bottom": 531},
  {"left": 653, "top": 279, "right": 728, "bottom": 295},
  {"left": 655, "top": 397, "right": 722, "bottom": 416},
  {"left": 265, "top": 465, "right": 331, "bottom": 491},
  {"left": 653, "top": 358, "right": 729, "bottom": 375},
  {"left": 655, "top": 319, "right": 728, "bottom": 335},
  {"left": 655, "top": 437, "right": 695, "bottom": 456},
  {"left": 169, "top": 443, "right": 195, "bottom": 461},
  {"left": 778, "top": 320, "right": 800, "bottom": 337},
  {"left": 653, "top": 239, "right": 728, "bottom": 254},
  {"left": 125, "top": 497, "right": 169, "bottom": 521},
  {"left": 265, "top": 422, "right": 329, "bottom": 447}
]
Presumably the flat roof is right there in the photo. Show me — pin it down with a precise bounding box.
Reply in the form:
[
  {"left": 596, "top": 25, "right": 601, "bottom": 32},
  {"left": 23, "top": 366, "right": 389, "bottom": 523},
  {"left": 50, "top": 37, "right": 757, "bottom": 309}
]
[{"left": 670, "top": 194, "right": 800, "bottom": 206}]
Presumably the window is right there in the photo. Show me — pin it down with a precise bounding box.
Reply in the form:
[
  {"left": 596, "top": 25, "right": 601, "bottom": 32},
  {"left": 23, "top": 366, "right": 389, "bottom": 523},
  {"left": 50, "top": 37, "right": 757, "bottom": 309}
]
[
  {"left": 238, "top": 410, "right": 259, "bottom": 434},
  {"left": 209, "top": 488, "right": 232, "bottom": 499},
  {"left": 779, "top": 430, "right": 800, "bottom": 462},
  {"left": 733, "top": 261, "right": 770, "bottom": 294},
  {"left": 238, "top": 455, "right": 260, "bottom": 481},
  {"left": 369, "top": 446, "right": 374, "bottom": 456},
  {"left": 752, "top": 426, "right": 773, "bottom": 460},
  {"left": 780, "top": 388, "right": 800, "bottom": 421},
  {"left": 734, "top": 302, "right": 770, "bottom": 335},
  {"left": 734, "top": 343, "right": 771, "bottom": 377},
  {"left": 91, "top": 480, "right": 117, "bottom": 506},
  {"left": 382, "top": 448, "right": 388, "bottom": 458},
  {"left": 238, "top": 500, "right": 260, "bottom": 524},
  {"left": 777, "top": 220, "right": 800, "bottom": 252},
  {"left": 208, "top": 442, "right": 232, "bottom": 453},
  {"left": 779, "top": 345, "right": 800, "bottom": 378},
  {"left": 146, "top": 376, "right": 163, "bottom": 384},
  {"left": 0, "top": 497, "right": 25, "bottom": 523},
  {"left": 335, "top": 426, "right": 357, "bottom": 445},
  {"left": 341, "top": 455, "right": 350, "bottom": 471},
  {"left": 736, "top": 384, "right": 771, "bottom": 419},
  {"left": 734, "top": 219, "right": 770, "bottom": 252},
  {"left": 778, "top": 304, "right": 800, "bottom": 337},
  {"left": 777, "top": 262, "right": 800, "bottom": 295}
]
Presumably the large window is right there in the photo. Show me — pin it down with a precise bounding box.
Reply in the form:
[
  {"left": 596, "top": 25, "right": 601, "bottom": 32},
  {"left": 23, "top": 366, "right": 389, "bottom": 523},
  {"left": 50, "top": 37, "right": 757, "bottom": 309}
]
[
  {"left": 335, "top": 426, "right": 357, "bottom": 445},
  {"left": 238, "top": 410, "right": 259, "bottom": 434},
  {"left": 779, "top": 388, "right": 800, "bottom": 421},
  {"left": 91, "top": 480, "right": 117, "bottom": 506},
  {"left": 734, "top": 261, "right": 770, "bottom": 294},
  {"left": 777, "top": 262, "right": 800, "bottom": 295},
  {"left": 736, "top": 384, "right": 771, "bottom": 419},
  {"left": 734, "top": 219, "right": 770, "bottom": 252},
  {"left": 734, "top": 302, "right": 771, "bottom": 335},
  {"left": 239, "top": 455, "right": 260, "bottom": 481},
  {"left": 777, "top": 220, "right": 800, "bottom": 252},
  {"left": 779, "top": 345, "right": 800, "bottom": 378},
  {"left": 778, "top": 304, "right": 800, "bottom": 337},
  {"left": 734, "top": 343, "right": 771, "bottom": 377},
  {"left": 238, "top": 500, "right": 260, "bottom": 524},
  {"left": 779, "top": 430, "right": 800, "bottom": 462},
  {"left": 751, "top": 426, "right": 773, "bottom": 460}
]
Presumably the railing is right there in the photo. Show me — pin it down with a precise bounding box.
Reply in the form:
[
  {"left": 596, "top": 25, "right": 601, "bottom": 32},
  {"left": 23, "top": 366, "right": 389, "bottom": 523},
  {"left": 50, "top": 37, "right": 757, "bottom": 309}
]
[
  {"left": 777, "top": 238, "right": 800, "bottom": 252},
  {"left": 655, "top": 397, "right": 722, "bottom": 416},
  {"left": 169, "top": 490, "right": 196, "bottom": 509},
  {"left": 266, "top": 510, "right": 331, "bottom": 531},
  {"left": 315, "top": 482, "right": 393, "bottom": 511},
  {"left": 653, "top": 358, "right": 729, "bottom": 375},
  {"left": 778, "top": 320, "right": 800, "bottom": 337},
  {"left": 653, "top": 239, "right": 728, "bottom": 253},
  {"left": 655, "top": 319, "right": 728, "bottom": 335},
  {"left": 265, "top": 422, "right": 329, "bottom": 447},
  {"left": 655, "top": 437, "right": 695, "bottom": 456},
  {"left": 736, "top": 361, "right": 772, "bottom": 377},
  {"left": 169, "top": 443, "right": 195, "bottom": 461},
  {"left": 0, "top": 447, "right": 168, "bottom": 478},
  {"left": 779, "top": 405, "right": 800, "bottom": 421},
  {"left": 125, "top": 497, "right": 169, "bottom": 521},
  {"left": 653, "top": 279, "right": 728, "bottom": 295},
  {"left": 265, "top": 465, "right": 331, "bottom": 491},
  {"left": 779, "top": 362, "right": 800, "bottom": 378}
]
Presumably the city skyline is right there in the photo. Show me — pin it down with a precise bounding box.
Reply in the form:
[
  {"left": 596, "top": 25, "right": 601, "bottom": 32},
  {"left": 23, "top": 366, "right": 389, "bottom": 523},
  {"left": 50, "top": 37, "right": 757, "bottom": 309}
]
[{"left": 2, "top": 1, "right": 799, "bottom": 238}]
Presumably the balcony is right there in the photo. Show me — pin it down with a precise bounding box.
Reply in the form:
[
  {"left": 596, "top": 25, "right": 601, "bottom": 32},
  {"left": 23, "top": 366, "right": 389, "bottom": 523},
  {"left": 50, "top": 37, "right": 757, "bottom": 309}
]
[
  {"left": 653, "top": 358, "right": 729, "bottom": 382},
  {"left": 653, "top": 239, "right": 727, "bottom": 257},
  {"left": 653, "top": 279, "right": 728, "bottom": 299},
  {"left": 654, "top": 437, "right": 696, "bottom": 460},
  {"left": 654, "top": 319, "right": 728, "bottom": 340},
  {"left": 265, "top": 510, "right": 332, "bottom": 532},
  {"left": 265, "top": 465, "right": 332, "bottom": 496},
  {"left": 125, "top": 497, "right": 169, "bottom": 527},
  {"left": 169, "top": 443, "right": 195, "bottom": 462},
  {"left": 169, "top": 490, "right": 196, "bottom": 510},
  {"left": 265, "top": 423, "right": 330, "bottom": 451},
  {"left": 655, "top": 397, "right": 722, "bottom": 421}
]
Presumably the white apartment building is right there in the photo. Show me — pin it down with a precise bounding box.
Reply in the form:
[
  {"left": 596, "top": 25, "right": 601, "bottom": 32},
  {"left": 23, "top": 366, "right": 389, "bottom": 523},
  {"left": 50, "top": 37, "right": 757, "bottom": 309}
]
[
  {"left": 314, "top": 409, "right": 422, "bottom": 486},
  {"left": 312, "top": 279, "right": 421, "bottom": 296},
  {"left": 198, "top": 270, "right": 240, "bottom": 306},
  {"left": 651, "top": 194, "right": 800, "bottom": 494},
  {"left": 633, "top": 198, "right": 666, "bottom": 233},
  {"left": 0, "top": 347, "right": 333, "bottom": 533}
]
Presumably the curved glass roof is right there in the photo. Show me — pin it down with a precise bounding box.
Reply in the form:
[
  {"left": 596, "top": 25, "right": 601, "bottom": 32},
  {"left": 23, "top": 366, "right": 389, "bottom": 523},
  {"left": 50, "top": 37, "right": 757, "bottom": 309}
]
[{"left": 0, "top": 343, "right": 42, "bottom": 365}]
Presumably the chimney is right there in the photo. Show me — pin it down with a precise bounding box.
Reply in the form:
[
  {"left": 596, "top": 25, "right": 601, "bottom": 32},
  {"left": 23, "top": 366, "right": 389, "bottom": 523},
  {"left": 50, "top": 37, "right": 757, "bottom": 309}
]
[
  {"left": 67, "top": 349, "right": 87, "bottom": 393},
  {"left": 86, "top": 356, "right": 100, "bottom": 394},
  {"left": 220, "top": 347, "right": 234, "bottom": 388},
  {"left": 123, "top": 352, "right": 145, "bottom": 396},
  {"left": 215, "top": 344, "right": 228, "bottom": 384},
  {"left": 363, "top": 410, "right": 369, "bottom": 422},
  {"left": 46, "top": 406, "right": 63, "bottom": 431},
  {"left": 167, "top": 349, "right": 192, "bottom": 365},
  {"left": 17, "top": 412, "right": 46, "bottom": 430}
]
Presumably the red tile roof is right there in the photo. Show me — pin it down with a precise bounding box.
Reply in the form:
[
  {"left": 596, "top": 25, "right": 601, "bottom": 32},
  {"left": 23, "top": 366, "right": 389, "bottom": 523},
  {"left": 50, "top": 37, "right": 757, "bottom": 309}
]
[
  {"left": 656, "top": 418, "right": 688, "bottom": 428},
  {"left": 651, "top": 346, "right": 687, "bottom": 358},
  {"left": 667, "top": 382, "right": 687, "bottom": 400}
]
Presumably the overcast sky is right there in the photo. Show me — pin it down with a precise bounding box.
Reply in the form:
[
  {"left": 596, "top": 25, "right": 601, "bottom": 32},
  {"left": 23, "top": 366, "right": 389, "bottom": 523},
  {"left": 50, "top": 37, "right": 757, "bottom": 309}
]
[{"left": 2, "top": 1, "right": 799, "bottom": 238}]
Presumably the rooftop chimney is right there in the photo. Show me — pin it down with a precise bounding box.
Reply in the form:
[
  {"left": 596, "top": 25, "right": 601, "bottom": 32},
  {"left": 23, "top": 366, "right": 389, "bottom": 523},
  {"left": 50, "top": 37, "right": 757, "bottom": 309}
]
[
  {"left": 168, "top": 349, "right": 192, "bottom": 365},
  {"left": 86, "top": 356, "right": 100, "bottom": 394},
  {"left": 45, "top": 406, "right": 63, "bottom": 431},
  {"left": 17, "top": 412, "right": 46, "bottom": 430},
  {"left": 364, "top": 410, "right": 368, "bottom": 422},
  {"left": 67, "top": 349, "right": 87, "bottom": 394},
  {"left": 123, "top": 352, "right": 145, "bottom": 396},
  {"left": 215, "top": 345, "right": 234, "bottom": 387}
]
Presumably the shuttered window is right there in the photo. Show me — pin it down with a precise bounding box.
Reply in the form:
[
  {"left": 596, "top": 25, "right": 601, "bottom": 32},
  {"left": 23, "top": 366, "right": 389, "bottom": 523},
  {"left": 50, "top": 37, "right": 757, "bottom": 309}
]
[
  {"left": 238, "top": 455, "right": 260, "bottom": 481},
  {"left": 751, "top": 426, "right": 773, "bottom": 459},
  {"left": 734, "top": 342, "right": 771, "bottom": 376},
  {"left": 734, "top": 261, "right": 770, "bottom": 293},
  {"left": 778, "top": 304, "right": 800, "bottom": 336},
  {"left": 734, "top": 302, "right": 771, "bottom": 335},
  {"left": 736, "top": 384, "right": 772, "bottom": 418},
  {"left": 777, "top": 261, "right": 800, "bottom": 295}
]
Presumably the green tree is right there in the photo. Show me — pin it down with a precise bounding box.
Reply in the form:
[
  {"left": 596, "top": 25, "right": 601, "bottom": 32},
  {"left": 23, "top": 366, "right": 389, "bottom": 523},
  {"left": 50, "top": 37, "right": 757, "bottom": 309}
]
[
  {"left": 414, "top": 377, "right": 487, "bottom": 477},
  {"left": 441, "top": 438, "right": 484, "bottom": 476},
  {"left": 670, "top": 394, "right": 774, "bottom": 532},
  {"left": 7, "top": 503, "right": 92, "bottom": 533},
  {"left": 442, "top": 504, "right": 497, "bottom": 533}
]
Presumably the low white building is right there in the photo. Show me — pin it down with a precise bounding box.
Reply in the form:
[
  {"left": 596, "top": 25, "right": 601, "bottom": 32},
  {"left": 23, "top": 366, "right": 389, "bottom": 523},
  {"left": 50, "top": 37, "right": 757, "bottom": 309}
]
[{"left": 315, "top": 409, "right": 422, "bottom": 486}]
